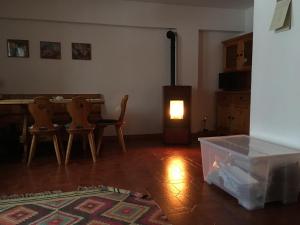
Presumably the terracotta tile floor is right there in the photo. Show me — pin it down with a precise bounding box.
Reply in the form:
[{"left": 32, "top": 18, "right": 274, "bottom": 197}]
[{"left": 0, "top": 139, "right": 300, "bottom": 225}]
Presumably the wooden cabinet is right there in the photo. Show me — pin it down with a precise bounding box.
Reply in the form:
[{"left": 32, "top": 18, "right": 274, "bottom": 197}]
[
  {"left": 216, "top": 91, "right": 250, "bottom": 135},
  {"left": 223, "top": 33, "right": 253, "bottom": 72},
  {"left": 216, "top": 33, "right": 252, "bottom": 135}
]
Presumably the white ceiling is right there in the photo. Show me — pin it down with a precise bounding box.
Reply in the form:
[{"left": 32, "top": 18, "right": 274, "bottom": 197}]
[{"left": 123, "top": 0, "right": 253, "bottom": 9}]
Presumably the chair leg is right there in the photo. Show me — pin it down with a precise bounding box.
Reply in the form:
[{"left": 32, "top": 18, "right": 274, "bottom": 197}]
[
  {"left": 65, "top": 134, "right": 74, "bottom": 165},
  {"left": 27, "top": 135, "right": 37, "bottom": 167},
  {"left": 96, "top": 127, "right": 104, "bottom": 156},
  {"left": 88, "top": 132, "right": 97, "bottom": 163},
  {"left": 115, "top": 126, "right": 127, "bottom": 153},
  {"left": 53, "top": 135, "right": 62, "bottom": 165}
]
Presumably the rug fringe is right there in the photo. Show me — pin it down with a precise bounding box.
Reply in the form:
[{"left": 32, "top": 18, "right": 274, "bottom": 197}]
[
  {"left": 0, "top": 185, "right": 151, "bottom": 201},
  {"left": 77, "top": 185, "right": 151, "bottom": 199},
  {"left": 0, "top": 190, "right": 62, "bottom": 201}
]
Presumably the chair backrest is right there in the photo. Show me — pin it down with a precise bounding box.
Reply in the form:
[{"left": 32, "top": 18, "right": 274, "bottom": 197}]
[
  {"left": 67, "top": 96, "right": 93, "bottom": 129},
  {"left": 28, "top": 96, "right": 54, "bottom": 130},
  {"left": 118, "top": 95, "right": 129, "bottom": 123}
]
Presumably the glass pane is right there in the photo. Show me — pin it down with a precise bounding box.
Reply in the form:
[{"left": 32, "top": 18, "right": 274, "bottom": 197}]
[
  {"left": 170, "top": 100, "right": 184, "bottom": 119},
  {"left": 226, "top": 45, "right": 238, "bottom": 69}
]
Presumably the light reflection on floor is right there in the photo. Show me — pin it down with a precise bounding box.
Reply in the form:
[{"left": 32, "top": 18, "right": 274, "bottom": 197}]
[{"left": 167, "top": 157, "right": 187, "bottom": 195}]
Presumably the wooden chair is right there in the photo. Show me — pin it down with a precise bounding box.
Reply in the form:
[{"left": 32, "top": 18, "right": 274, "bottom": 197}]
[
  {"left": 27, "top": 96, "right": 62, "bottom": 166},
  {"left": 96, "top": 95, "right": 128, "bottom": 155},
  {"left": 65, "top": 96, "right": 96, "bottom": 165}
]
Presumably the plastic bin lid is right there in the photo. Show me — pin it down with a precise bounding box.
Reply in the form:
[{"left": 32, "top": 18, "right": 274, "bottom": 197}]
[{"left": 198, "top": 135, "right": 300, "bottom": 158}]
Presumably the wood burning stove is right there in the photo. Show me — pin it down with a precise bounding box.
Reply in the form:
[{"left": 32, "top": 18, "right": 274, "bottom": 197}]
[
  {"left": 163, "top": 31, "right": 191, "bottom": 144},
  {"left": 163, "top": 86, "right": 191, "bottom": 144}
]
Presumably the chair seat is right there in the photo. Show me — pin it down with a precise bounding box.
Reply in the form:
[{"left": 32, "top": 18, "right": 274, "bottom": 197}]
[
  {"left": 29, "top": 123, "right": 60, "bottom": 129},
  {"left": 65, "top": 123, "right": 95, "bottom": 133},
  {"left": 67, "top": 127, "right": 95, "bottom": 133},
  {"left": 29, "top": 123, "right": 61, "bottom": 134}
]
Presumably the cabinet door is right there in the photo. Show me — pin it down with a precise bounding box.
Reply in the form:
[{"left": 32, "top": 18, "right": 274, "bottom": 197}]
[
  {"left": 224, "top": 43, "right": 238, "bottom": 72},
  {"left": 230, "top": 106, "right": 250, "bottom": 134},
  {"left": 223, "top": 33, "right": 253, "bottom": 72},
  {"left": 240, "top": 38, "right": 253, "bottom": 70},
  {"left": 216, "top": 105, "right": 232, "bottom": 134}
]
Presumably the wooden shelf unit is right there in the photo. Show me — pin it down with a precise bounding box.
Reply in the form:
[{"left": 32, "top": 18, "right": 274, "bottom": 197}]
[{"left": 216, "top": 32, "right": 253, "bottom": 135}]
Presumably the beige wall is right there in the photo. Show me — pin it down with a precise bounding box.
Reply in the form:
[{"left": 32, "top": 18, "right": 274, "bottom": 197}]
[
  {"left": 0, "top": 0, "right": 247, "bottom": 135},
  {"left": 244, "top": 7, "right": 254, "bottom": 33}
]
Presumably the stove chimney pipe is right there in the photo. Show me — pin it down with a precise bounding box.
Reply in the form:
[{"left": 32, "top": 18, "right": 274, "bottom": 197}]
[{"left": 166, "top": 31, "right": 177, "bottom": 86}]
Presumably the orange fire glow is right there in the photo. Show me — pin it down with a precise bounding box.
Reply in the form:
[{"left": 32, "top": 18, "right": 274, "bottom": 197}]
[{"left": 170, "top": 100, "right": 184, "bottom": 119}]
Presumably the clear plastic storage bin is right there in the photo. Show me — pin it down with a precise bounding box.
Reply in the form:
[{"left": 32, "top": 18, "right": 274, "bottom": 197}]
[{"left": 198, "top": 135, "right": 300, "bottom": 210}]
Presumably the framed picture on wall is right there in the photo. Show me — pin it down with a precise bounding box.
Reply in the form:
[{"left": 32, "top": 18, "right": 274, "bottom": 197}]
[
  {"left": 72, "top": 43, "right": 91, "bottom": 60},
  {"left": 40, "top": 41, "right": 61, "bottom": 59},
  {"left": 7, "top": 39, "right": 29, "bottom": 58}
]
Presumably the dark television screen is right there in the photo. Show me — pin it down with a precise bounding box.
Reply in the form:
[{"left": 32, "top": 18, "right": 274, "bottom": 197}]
[{"left": 219, "top": 72, "right": 251, "bottom": 91}]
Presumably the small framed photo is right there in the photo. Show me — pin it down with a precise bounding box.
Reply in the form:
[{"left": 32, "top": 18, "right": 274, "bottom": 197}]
[
  {"left": 72, "top": 43, "right": 91, "bottom": 60},
  {"left": 7, "top": 39, "right": 29, "bottom": 58},
  {"left": 40, "top": 41, "right": 61, "bottom": 59}
]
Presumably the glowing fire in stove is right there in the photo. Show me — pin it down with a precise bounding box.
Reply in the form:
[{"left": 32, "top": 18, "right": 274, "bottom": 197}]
[{"left": 170, "top": 100, "right": 184, "bottom": 119}]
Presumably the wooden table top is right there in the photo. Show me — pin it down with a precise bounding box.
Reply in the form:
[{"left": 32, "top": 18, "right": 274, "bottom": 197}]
[{"left": 0, "top": 98, "right": 105, "bottom": 105}]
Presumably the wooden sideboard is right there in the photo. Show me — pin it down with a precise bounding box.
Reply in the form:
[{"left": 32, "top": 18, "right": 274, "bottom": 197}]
[{"left": 216, "top": 91, "right": 250, "bottom": 135}]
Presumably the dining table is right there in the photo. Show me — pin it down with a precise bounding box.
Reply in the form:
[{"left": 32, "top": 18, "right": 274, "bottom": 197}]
[{"left": 0, "top": 97, "right": 105, "bottom": 162}]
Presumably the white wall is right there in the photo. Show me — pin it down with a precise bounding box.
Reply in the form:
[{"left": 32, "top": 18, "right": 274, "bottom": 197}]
[
  {"left": 198, "top": 31, "right": 239, "bottom": 131},
  {"left": 0, "top": 0, "right": 247, "bottom": 135},
  {"left": 250, "top": 0, "right": 300, "bottom": 149}
]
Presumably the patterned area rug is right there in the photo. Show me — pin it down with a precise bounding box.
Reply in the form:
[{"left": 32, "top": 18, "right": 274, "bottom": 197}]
[{"left": 0, "top": 186, "right": 172, "bottom": 225}]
